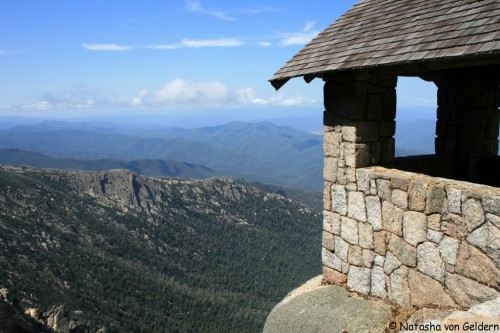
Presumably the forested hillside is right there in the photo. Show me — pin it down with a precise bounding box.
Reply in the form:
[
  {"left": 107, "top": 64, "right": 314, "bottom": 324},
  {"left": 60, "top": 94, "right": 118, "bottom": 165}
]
[{"left": 0, "top": 166, "right": 321, "bottom": 332}]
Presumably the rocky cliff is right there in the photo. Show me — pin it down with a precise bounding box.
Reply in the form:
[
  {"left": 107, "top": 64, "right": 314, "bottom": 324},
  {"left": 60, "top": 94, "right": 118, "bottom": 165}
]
[{"left": 64, "top": 168, "right": 166, "bottom": 213}]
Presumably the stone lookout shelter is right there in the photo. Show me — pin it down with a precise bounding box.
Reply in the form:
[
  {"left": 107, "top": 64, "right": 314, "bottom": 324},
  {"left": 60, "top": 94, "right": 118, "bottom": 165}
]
[{"left": 270, "top": 0, "right": 499, "bottom": 309}]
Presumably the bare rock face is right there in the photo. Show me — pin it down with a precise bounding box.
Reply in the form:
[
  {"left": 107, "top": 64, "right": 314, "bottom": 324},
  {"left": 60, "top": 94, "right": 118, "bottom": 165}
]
[
  {"left": 35, "top": 305, "right": 87, "bottom": 333},
  {"left": 0, "top": 293, "right": 88, "bottom": 333},
  {"left": 0, "top": 288, "right": 8, "bottom": 301},
  {"left": 66, "top": 169, "right": 165, "bottom": 213},
  {"left": 64, "top": 169, "right": 256, "bottom": 220},
  {"left": 46, "top": 305, "right": 70, "bottom": 333},
  {"left": 263, "top": 276, "right": 394, "bottom": 333}
]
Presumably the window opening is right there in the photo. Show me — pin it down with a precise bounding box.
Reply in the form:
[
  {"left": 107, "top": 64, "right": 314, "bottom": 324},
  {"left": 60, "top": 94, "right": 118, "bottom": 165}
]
[{"left": 395, "top": 76, "right": 437, "bottom": 157}]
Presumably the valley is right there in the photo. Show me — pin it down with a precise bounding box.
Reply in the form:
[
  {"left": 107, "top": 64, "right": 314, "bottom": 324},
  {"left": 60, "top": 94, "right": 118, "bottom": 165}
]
[{"left": 0, "top": 165, "right": 322, "bottom": 332}]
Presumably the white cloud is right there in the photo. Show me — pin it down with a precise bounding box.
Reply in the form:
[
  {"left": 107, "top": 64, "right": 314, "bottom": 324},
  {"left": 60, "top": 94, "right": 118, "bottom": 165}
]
[
  {"left": 268, "top": 93, "right": 317, "bottom": 106},
  {"left": 19, "top": 81, "right": 318, "bottom": 112},
  {"left": 186, "top": 0, "right": 203, "bottom": 12},
  {"left": 213, "top": 12, "right": 235, "bottom": 21},
  {"left": 181, "top": 38, "right": 243, "bottom": 48},
  {"left": 132, "top": 81, "right": 316, "bottom": 108},
  {"left": 279, "top": 21, "right": 320, "bottom": 46},
  {"left": 236, "top": 87, "right": 267, "bottom": 105},
  {"left": 18, "top": 86, "right": 117, "bottom": 111},
  {"left": 238, "top": 6, "right": 280, "bottom": 15},
  {"left": 132, "top": 79, "right": 232, "bottom": 106},
  {"left": 22, "top": 101, "right": 52, "bottom": 110},
  {"left": 131, "top": 89, "right": 150, "bottom": 106},
  {"left": 303, "top": 21, "right": 316, "bottom": 32},
  {"left": 257, "top": 41, "right": 272, "bottom": 47},
  {"left": 185, "top": 0, "right": 235, "bottom": 21},
  {"left": 280, "top": 32, "right": 318, "bottom": 46},
  {"left": 82, "top": 43, "right": 133, "bottom": 51},
  {"left": 146, "top": 38, "right": 244, "bottom": 50},
  {"left": 147, "top": 44, "right": 182, "bottom": 50},
  {"left": 133, "top": 82, "right": 316, "bottom": 108},
  {"left": 237, "top": 87, "right": 317, "bottom": 106}
]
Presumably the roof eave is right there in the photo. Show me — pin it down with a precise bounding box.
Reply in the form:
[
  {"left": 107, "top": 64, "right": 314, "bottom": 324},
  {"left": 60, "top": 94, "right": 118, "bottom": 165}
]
[
  {"left": 269, "top": 52, "right": 500, "bottom": 89},
  {"left": 269, "top": 78, "right": 289, "bottom": 91}
]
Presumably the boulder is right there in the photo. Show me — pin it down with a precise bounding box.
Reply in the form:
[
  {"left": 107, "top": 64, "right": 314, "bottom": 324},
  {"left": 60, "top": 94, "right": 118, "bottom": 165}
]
[{"left": 263, "top": 276, "right": 394, "bottom": 333}]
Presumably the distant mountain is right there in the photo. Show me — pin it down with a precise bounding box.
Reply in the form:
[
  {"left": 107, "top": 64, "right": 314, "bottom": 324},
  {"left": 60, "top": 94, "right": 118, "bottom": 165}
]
[
  {"left": 0, "top": 148, "right": 233, "bottom": 179},
  {"left": 394, "top": 119, "right": 436, "bottom": 156},
  {"left": 0, "top": 166, "right": 321, "bottom": 332},
  {"left": 0, "top": 121, "right": 324, "bottom": 191},
  {"left": 0, "top": 113, "right": 453, "bottom": 191},
  {"left": 160, "top": 121, "right": 324, "bottom": 189}
]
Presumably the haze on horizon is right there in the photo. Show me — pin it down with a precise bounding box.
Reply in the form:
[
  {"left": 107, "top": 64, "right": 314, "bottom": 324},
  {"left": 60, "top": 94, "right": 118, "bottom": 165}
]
[{"left": 1, "top": 0, "right": 437, "bottom": 122}]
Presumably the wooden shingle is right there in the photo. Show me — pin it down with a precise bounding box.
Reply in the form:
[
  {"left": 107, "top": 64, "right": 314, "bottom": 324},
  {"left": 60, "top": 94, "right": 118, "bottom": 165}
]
[{"left": 270, "top": 0, "right": 500, "bottom": 89}]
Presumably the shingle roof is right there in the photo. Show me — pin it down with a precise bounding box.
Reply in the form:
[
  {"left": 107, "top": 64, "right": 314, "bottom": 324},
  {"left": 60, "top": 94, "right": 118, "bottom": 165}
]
[{"left": 270, "top": 0, "right": 500, "bottom": 89}]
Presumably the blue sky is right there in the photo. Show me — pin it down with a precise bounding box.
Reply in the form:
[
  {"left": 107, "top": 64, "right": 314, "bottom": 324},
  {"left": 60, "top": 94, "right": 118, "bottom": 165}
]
[{"left": 0, "top": 0, "right": 436, "bottom": 118}]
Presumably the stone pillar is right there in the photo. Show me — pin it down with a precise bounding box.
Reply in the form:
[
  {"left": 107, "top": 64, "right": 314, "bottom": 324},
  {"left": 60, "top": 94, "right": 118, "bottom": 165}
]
[
  {"left": 434, "top": 66, "right": 500, "bottom": 182},
  {"left": 322, "top": 71, "right": 397, "bottom": 284}
]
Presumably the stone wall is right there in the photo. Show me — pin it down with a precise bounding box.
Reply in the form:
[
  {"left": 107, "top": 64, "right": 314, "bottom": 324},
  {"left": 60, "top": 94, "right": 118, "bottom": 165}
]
[
  {"left": 321, "top": 69, "right": 500, "bottom": 310},
  {"left": 323, "top": 71, "right": 397, "bottom": 213},
  {"left": 322, "top": 166, "right": 500, "bottom": 309}
]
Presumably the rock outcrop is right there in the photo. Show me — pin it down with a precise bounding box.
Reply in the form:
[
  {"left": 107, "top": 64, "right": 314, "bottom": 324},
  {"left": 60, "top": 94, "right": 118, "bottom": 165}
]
[
  {"left": 263, "top": 276, "right": 395, "bottom": 333},
  {"left": 264, "top": 276, "right": 500, "bottom": 333},
  {"left": 1, "top": 288, "right": 90, "bottom": 333},
  {"left": 65, "top": 169, "right": 165, "bottom": 214},
  {"left": 39, "top": 305, "right": 87, "bottom": 333}
]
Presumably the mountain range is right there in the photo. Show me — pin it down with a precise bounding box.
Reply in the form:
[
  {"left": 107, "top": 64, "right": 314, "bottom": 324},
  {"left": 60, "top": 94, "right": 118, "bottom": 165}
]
[
  {"left": 0, "top": 114, "right": 445, "bottom": 192},
  {"left": 0, "top": 120, "right": 324, "bottom": 191},
  {"left": 0, "top": 148, "right": 225, "bottom": 180}
]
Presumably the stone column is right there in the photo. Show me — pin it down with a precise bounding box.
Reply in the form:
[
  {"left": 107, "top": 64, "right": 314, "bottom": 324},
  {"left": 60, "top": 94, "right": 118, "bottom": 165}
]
[
  {"left": 322, "top": 71, "right": 397, "bottom": 284},
  {"left": 434, "top": 66, "right": 500, "bottom": 182}
]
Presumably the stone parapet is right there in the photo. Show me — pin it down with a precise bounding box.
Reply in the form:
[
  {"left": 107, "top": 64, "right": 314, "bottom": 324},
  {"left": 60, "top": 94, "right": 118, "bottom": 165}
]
[{"left": 322, "top": 166, "right": 500, "bottom": 309}]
